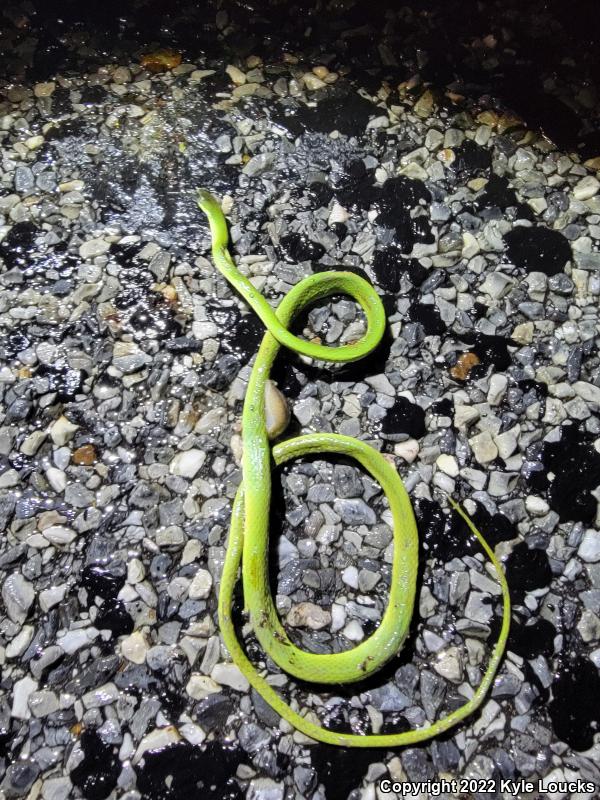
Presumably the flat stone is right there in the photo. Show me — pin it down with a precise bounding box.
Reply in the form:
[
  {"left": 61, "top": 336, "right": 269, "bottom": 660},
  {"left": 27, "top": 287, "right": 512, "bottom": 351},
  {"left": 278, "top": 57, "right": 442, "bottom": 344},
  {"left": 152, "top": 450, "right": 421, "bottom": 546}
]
[{"left": 368, "top": 684, "right": 410, "bottom": 712}]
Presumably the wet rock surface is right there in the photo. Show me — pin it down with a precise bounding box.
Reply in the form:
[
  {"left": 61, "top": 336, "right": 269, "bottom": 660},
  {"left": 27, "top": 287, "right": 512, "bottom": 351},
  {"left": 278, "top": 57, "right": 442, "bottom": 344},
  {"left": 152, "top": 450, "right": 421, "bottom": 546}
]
[{"left": 1, "top": 0, "right": 600, "bottom": 798}]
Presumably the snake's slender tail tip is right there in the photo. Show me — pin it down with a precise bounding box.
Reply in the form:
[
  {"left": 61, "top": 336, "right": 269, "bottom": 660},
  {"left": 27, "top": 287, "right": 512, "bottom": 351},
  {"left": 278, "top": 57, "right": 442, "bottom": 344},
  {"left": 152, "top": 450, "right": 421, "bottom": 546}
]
[{"left": 447, "top": 496, "right": 460, "bottom": 511}]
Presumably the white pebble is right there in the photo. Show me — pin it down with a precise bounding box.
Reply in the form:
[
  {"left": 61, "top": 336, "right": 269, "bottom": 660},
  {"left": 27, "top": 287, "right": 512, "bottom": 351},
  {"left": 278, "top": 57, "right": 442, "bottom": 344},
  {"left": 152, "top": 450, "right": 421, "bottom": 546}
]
[
  {"left": 454, "top": 405, "right": 480, "bottom": 430},
  {"left": 225, "top": 64, "right": 246, "bottom": 85},
  {"left": 20, "top": 430, "right": 47, "bottom": 455},
  {"left": 29, "top": 689, "right": 59, "bottom": 718},
  {"left": 436, "top": 454, "right": 459, "bottom": 477},
  {"left": 42, "top": 525, "right": 77, "bottom": 546},
  {"left": 331, "top": 603, "right": 346, "bottom": 632},
  {"left": 211, "top": 662, "right": 250, "bottom": 692},
  {"left": 46, "top": 467, "right": 67, "bottom": 493},
  {"left": 0, "top": 470, "right": 18, "bottom": 488},
  {"left": 328, "top": 202, "right": 349, "bottom": 225},
  {"left": 393, "top": 439, "right": 420, "bottom": 463},
  {"left": 39, "top": 585, "right": 67, "bottom": 612},
  {"left": 433, "top": 646, "right": 463, "bottom": 683},
  {"left": 79, "top": 238, "right": 110, "bottom": 259},
  {"left": 56, "top": 627, "right": 99, "bottom": 654},
  {"left": 512, "top": 321, "right": 534, "bottom": 344},
  {"left": 179, "top": 722, "right": 207, "bottom": 746},
  {"left": 525, "top": 496, "right": 550, "bottom": 516},
  {"left": 49, "top": 415, "right": 79, "bottom": 446},
  {"left": 302, "top": 72, "right": 326, "bottom": 90},
  {"left": 573, "top": 175, "right": 600, "bottom": 201},
  {"left": 120, "top": 631, "right": 149, "bottom": 664},
  {"left": 487, "top": 374, "right": 508, "bottom": 406},
  {"left": 343, "top": 620, "right": 364, "bottom": 641},
  {"left": 188, "top": 568, "right": 213, "bottom": 600},
  {"left": 2, "top": 573, "right": 35, "bottom": 624},
  {"left": 264, "top": 380, "right": 290, "bottom": 439},
  {"left": 494, "top": 429, "right": 518, "bottom": 459},
  {"left": 186, "top": 674, "right": 221, "bottom": 700},
  {"left": 133, "top": 726, "right": 181, "bottom": 765},
  {"left": 82, "top": 682, "right": 119, "bottom": 708},
  {"left": 6, "top": 625, "right": 34, "bottom": 659},
  {"left": 11, "top": 676, "right": 38, "bottom": 719},
  {"left": 25, "top": 135, "right": 44, "bottom": 150},
  {"left": 341, "top": 565, "right": 359, "bottom": 589},
  {"left": 578, "top": 530, "right": 600, "bottom": 563},
  {"left": 169, "top": 448, "right": 206, "bottom": 478},
  {"left": 127, "top": 558, "right": 145, "bottom": 584},
  {"left": 573, "top": 381, "right": 600, "bottom": 405},
  {"left": 469, "top": 431, "right": 498, "bottom": 465}
]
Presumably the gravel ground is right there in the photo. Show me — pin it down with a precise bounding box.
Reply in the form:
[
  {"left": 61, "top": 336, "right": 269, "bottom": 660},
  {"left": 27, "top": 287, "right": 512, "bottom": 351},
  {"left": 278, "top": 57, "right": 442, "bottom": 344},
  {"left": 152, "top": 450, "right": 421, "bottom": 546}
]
[{"left": 1, "top": 2, "right": 600, "bottom": 799}]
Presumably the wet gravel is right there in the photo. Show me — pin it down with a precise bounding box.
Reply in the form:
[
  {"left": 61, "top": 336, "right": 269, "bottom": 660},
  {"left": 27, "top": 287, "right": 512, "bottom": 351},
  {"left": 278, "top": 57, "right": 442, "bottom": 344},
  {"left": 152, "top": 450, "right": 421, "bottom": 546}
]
[{"left": 1, "top": 1, "right": 600, "bottom": 799}]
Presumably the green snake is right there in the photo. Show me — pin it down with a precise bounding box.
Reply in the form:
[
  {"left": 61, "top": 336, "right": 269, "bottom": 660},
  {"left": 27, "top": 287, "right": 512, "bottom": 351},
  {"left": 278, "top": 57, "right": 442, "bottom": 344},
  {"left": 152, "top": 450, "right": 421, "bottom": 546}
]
[{"left": 197, "top": 189, "right": 511, "bottom": 747}]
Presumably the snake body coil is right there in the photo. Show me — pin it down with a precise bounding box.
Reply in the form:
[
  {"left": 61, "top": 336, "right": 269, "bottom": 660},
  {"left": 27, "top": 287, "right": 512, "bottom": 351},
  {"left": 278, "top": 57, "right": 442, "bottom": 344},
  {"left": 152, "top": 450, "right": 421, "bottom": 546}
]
[{"left": 197, "top": 189, "right": 510, "bottom": 747}]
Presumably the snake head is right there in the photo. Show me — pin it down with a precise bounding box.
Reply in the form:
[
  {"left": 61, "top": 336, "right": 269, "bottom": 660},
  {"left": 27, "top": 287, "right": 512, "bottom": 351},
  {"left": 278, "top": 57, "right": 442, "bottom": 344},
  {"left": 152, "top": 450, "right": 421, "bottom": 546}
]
[{"left": 196, "top": 188, "right": 218, "bottom": 212}]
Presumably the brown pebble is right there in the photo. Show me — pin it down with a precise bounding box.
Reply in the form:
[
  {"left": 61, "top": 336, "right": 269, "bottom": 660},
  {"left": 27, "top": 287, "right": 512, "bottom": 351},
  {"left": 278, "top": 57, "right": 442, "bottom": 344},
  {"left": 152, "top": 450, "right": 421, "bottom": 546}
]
[
  {"left": 162, "top": 286, "right": 178, "bottom": 302},
  {"left": 450, "top": 352, "right": 480, "bottom": 381},
  {"left": 72, "top": 444, "right": 96, "bottom": 465},
  {"left": 140, "top": 50, "right": 182, "bottom": 73}
]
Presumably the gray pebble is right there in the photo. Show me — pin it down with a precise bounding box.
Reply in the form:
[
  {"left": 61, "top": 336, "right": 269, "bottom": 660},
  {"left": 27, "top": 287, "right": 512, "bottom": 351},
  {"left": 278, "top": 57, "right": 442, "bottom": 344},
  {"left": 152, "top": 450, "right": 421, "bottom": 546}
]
[{"left": 333, "top": 498, "right": 376, "bottom": 525}]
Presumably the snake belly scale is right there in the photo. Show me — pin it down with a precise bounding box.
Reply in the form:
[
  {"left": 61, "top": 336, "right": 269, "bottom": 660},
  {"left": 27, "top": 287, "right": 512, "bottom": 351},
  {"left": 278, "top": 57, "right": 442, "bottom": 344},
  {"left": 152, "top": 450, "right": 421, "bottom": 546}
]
[{"left": 197, "top": 189, "right": 511, "bottom": 747}]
